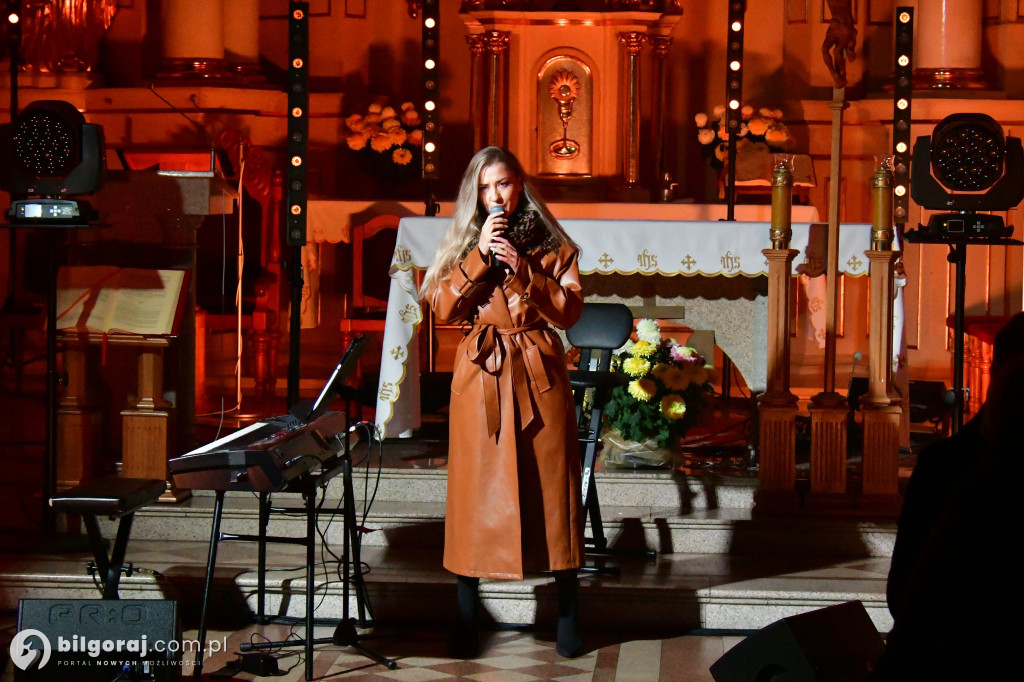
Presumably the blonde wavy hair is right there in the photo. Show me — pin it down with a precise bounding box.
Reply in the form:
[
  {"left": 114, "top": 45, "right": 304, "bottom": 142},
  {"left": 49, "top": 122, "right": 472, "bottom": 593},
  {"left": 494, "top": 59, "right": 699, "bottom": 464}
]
[{"left": 419, "top": 146, "right": 577, "bottom": 298}]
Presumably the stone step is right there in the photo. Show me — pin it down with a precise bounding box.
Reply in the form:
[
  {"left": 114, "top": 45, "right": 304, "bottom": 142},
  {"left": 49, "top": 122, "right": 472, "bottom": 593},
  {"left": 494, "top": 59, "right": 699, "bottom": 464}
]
[
  {"left": 0, "top": 541, "right": 895, "bottom": 636},
  {"left": 107, "top": 493, "right": 895, "bottom": 558},
  {"left": 184, "top": 463, "right": 758, "bottom": 510}
]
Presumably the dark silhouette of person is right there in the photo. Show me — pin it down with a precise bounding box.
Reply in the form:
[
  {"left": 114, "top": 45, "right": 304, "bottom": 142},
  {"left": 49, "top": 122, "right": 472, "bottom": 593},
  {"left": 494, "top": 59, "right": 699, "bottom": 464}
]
[
  {"left": 871, "top": 351, "right": 1024, "bottom": 680},
  {"left": 886, "top": 312, "right": 1024, "bottom": 617}
]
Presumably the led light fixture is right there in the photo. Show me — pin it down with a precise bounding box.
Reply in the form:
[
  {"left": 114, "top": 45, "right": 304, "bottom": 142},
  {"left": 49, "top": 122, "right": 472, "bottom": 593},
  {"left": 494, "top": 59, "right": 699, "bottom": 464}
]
[
  {"left": 0, "top": 100, "right": 105, "bottom": 225},
  {"left": 723, "top": 0, "right": 745, "bottom": 220},
  {"left": 910, "top": 113, "right": 1024, "bottom": 240},
  {"left": 421, "top": 0, "right": 440, "bottom": 181},
  {"left": 892, "top": 7, "right": 913, "bottom": 225},
  {"left": 285, "top": 1, "right": 309, "bottom": 246}
]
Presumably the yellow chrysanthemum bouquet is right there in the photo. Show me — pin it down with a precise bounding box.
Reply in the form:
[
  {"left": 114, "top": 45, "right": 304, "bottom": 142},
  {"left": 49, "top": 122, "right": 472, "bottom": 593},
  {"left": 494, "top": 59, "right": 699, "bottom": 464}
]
[
  {"left": 601, "top": 319, "right": 713, "bottom": 467},
  {"left": 343, "top": 100, "right": 423, "bottom": 180}
]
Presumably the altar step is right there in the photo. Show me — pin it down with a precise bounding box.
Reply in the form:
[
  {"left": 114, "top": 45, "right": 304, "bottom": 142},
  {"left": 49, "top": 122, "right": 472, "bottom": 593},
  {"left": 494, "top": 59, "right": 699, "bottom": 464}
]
[
  {"left": 0, "top": 540, "right": 895, "bottom": 636},
  {"left": 0, "top": 438, "right": 898, "bottom": 637},
  {"left": 106, "top": 434, "right": 896, "bottom": 560}
]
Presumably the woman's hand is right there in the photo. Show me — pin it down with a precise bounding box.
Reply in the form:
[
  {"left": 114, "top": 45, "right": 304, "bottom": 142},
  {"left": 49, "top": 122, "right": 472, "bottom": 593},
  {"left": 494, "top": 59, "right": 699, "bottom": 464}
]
[
  {"left": 478, "top": 209, "right": 507, "bottom": 256},
  {"left": 489, "top": 234, "right": 520, "bottom": 273}
]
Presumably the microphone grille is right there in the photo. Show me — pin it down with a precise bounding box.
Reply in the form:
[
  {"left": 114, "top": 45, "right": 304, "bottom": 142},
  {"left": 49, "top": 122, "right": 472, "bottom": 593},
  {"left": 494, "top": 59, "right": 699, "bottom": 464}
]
[{"left": 489, "top": 205, "right": 504, "bottom": 215}]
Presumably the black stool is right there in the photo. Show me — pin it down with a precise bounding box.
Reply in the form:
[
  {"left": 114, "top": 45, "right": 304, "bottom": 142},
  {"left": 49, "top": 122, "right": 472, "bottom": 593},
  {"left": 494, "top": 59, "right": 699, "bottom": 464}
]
[{"left": 50, "top": 476, "right": 165, "bottom": 599}]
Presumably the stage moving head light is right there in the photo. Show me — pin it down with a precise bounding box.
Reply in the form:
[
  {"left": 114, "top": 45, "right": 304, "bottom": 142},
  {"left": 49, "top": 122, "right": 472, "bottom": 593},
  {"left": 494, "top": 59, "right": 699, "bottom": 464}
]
[
  {"left": 911, "top": 113, "right": 1024, "bottom": 240},
  {"left": 0, "top": 100, "right": 105, "bottom": 225}
]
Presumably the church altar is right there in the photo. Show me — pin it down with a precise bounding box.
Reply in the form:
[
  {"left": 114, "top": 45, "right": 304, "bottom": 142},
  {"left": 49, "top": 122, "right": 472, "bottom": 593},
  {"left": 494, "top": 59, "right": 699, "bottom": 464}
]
[{"left": 374, "top": 217, "right": 873, "bottom": 438}]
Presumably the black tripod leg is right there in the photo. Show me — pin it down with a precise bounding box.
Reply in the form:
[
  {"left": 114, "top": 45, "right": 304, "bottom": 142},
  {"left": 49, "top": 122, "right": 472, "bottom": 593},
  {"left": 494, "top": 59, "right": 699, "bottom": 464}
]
[
  {"left": 343, "top": 448, "right": 373, "bottom": 625},
  {"left": 950, "top": 242, "right": 967, "bottom": 434},
  {"left": 305, "top": 488, "right": 316, "bottom": 680},
  {"left": 194, "top": 490, "right": 225, "bottom": 678},
  {"left": 258, "top": 492, "right": 269, "bottom": 623}
]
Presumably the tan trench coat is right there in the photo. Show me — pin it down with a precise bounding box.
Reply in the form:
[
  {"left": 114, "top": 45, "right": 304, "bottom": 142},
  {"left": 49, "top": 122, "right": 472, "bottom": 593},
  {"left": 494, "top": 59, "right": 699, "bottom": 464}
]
[{"left": 430, "top": 243, "right": 584, "bottom": 579}]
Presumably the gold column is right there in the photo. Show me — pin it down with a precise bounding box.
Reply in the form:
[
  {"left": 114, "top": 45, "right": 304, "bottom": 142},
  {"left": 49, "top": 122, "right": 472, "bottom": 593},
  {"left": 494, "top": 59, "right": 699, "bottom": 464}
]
[
  {"left": 467, "top": 34, "right": 487, "bottom": 153},
  {"left": 649, "top": 35, "right": 672, "bottom": 192},
  {"left": 484, "top": 31, "right": 510, "bottom": 148},
  {"left": 618, "top": 32, "right": 646, "bottom": 187},
  {"left": 860, "top": 159, "right": 902, "bottom": 514}
]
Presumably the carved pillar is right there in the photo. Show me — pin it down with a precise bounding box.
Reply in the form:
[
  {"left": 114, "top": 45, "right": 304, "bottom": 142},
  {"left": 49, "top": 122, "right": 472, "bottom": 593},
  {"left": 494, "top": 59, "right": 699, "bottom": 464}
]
[
  {"left": 467, "top": 34, "right": 487, "bottom": 153},
  {"left": 120, "top": 337, "right": 189, "bottom": 502},
  {"left": 159, "top": 0, "right": 228, "bottom": 79},
  {"left": 484, "top": 31, "right": 510, "bottom": 148},
  {"left": 756, "top": 245, "right": 800, "bottom": 514},
  {"left": 649, "top": 35, "right": 672, "bottom": 192},
  {"left": 859, "top": 162, "right": 902, "bottom": 514},
  {"left": 915, "top": 0, "right": 987, "bottom": 89},
  {"left": 618, "top": 32, "right": 645, "bottom": 187},
  {"left": 56, "top": 333, "right": 102, "bottom": 489}
]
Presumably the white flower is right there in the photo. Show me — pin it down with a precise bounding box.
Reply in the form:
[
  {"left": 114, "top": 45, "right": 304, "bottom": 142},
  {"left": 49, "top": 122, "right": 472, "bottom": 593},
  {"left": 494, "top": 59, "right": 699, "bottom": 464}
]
[
  {"left": 697, "top": 128, "right": 716, "bottom": 145},
  {"left": 695, "top": 112, "right": 708, "bottom": 128},
  {"left": 712, "top": 104, "right": 726, "bottom": 119},
  {"left": 636, "top": 318, "right": 661, "bottom": 344},
  {"left": 741, "top": 104, "right": 754, "bottom": 118}
]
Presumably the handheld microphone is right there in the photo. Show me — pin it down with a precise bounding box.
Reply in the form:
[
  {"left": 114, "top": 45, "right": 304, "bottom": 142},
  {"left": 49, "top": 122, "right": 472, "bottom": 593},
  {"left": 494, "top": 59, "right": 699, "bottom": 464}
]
[{"left": 487, "top": 205, "right": 509, "bottom": 271}]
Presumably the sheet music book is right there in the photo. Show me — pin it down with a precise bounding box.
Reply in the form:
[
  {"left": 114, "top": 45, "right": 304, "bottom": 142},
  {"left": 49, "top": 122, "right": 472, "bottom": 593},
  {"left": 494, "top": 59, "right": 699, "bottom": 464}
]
[{"left": 56, "top": 265, "right": 188, "bottom": 337}]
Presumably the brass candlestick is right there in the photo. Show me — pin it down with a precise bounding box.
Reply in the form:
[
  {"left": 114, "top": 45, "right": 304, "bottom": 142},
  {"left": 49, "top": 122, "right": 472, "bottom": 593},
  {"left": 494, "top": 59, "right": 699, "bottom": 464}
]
[
  {"left": 871, "top": 154, "right": 895, "bottom": 251},
  {"left": 770, "top": 154, "right": 795, "bottom": 248}
]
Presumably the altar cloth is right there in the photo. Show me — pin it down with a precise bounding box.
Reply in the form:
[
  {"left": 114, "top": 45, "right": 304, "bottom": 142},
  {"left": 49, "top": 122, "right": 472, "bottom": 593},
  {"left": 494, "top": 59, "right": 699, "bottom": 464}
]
[{"left": 374, "top": 218, "right": 874, "bottom": 438}]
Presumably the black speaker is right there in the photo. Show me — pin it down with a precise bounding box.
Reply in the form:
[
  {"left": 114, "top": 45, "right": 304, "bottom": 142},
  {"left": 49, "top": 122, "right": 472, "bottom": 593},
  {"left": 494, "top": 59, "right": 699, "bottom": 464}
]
[
  {"left": 710, "top": 601, "right": 884, "bottom": 682},
  {"left": 13, "top": 599, "right": 181, "bottom": 681}
]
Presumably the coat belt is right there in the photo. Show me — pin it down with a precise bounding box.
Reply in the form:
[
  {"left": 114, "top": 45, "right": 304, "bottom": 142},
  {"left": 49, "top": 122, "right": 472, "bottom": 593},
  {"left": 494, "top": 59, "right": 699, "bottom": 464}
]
[{"left": 466, "top": 322, "right": 551, "bottom": 437}]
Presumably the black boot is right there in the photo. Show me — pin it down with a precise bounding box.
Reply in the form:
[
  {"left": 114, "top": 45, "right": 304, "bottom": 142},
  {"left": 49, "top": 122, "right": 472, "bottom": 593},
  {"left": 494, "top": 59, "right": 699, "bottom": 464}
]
[
  {"left": 449, "top": 575, "right": 481, "bottom": 658},
  {"left": 554, "top": 570, "right": 583, "bottom": 658}
]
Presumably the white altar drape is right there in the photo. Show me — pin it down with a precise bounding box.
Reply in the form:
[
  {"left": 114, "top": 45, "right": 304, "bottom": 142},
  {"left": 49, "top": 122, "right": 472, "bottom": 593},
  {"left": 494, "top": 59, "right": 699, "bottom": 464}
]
[{"left": 374, "top": 218, "right": 874, "bottom": 438}]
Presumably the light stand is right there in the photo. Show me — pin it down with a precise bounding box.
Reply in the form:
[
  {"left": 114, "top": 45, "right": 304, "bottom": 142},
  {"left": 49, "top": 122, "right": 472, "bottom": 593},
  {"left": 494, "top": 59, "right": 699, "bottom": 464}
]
[
  {"left": 723, "top": 0, "right": 746, "bottom": 221},
  {"left": 1, "top": 96, "right": 104, "bottom": 548},
  {"left": 903, "top": 232, "right": 1022, "bottom": 433},
  {"left": 906, "top": 112, "right": 1024, "bottom": 433}
]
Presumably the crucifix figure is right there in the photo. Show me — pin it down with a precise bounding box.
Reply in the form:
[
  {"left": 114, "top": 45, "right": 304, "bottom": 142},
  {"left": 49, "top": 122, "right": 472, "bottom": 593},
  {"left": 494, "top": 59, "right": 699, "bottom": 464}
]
[{"left": 822, "top": 0, "right": 857, "bottom": 88}]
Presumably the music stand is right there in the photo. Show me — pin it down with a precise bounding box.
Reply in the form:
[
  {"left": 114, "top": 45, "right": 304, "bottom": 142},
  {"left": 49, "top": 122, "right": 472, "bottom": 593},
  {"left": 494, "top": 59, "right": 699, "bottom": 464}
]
[{"left": 237, "top": 334, "right": 397, "bottom": 677}]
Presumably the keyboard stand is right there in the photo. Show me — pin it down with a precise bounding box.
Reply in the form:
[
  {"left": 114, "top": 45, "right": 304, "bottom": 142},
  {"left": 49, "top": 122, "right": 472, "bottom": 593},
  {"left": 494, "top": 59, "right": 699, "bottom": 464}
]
[{"left": 233, "top": 427, "right": 396, "bottom": 678}]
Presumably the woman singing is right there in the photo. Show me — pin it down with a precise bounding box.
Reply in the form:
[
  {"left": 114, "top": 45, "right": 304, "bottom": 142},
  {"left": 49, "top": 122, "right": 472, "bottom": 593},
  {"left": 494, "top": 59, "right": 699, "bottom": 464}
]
[{"left": 420, "top": 146, "right": 585, "bottom": 658}]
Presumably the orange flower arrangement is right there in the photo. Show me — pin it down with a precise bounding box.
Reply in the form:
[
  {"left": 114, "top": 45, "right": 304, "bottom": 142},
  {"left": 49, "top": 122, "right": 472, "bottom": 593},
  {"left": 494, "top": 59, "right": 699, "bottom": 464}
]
[{"left": 344, "top": 100, "right": 423, "bottom": 178}]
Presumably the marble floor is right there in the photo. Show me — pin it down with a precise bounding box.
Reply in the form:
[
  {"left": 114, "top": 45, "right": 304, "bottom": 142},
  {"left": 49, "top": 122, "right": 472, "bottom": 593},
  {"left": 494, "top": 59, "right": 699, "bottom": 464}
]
[
  {"left": 0, "top": 532, "right": 895, "bottom": 681},
  {"left": 0, "top": 615, "right": 742, "bottom": 681}
]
